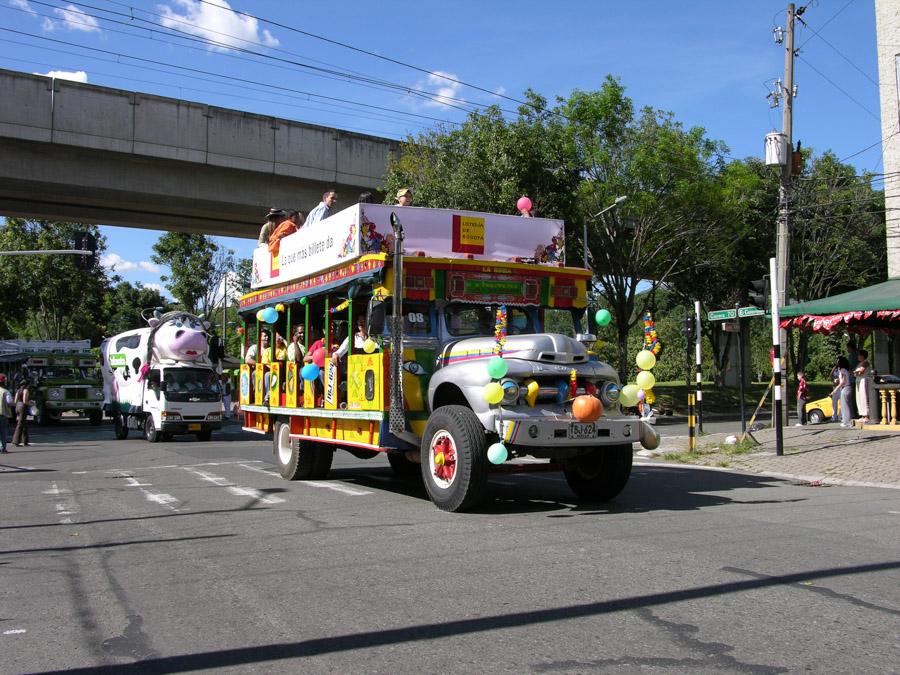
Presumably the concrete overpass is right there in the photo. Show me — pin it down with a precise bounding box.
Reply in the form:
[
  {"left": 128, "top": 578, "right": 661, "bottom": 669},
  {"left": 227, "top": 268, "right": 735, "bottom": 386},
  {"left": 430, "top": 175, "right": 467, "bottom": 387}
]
[{"left": 0, "top": 69, "right": 400, "bottom": 239}]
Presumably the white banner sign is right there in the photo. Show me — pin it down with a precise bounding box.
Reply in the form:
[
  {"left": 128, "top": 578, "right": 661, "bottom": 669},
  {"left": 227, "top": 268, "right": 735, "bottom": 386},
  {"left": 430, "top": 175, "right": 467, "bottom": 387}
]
[{"left": 252, "top": 204, "right": 565, "bottom": 289}]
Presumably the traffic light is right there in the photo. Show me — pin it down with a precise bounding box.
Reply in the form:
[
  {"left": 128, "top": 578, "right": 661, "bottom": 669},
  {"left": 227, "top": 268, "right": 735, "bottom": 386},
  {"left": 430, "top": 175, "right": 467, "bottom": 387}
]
[
  {"left": 682, "top": 315, "right": 695, "bottom": 340},
  {"left": 749, "top": 275, "right": 769, "bottom": 310},
  {"left": 73, "top": 232, "right": 97, "bottom": 270}
]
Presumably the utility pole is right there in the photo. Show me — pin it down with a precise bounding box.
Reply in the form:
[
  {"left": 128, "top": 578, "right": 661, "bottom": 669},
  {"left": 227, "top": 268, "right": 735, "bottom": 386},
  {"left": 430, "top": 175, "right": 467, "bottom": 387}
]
[{"left": 775, "top": 2, "right": 796, "bottom": 426}]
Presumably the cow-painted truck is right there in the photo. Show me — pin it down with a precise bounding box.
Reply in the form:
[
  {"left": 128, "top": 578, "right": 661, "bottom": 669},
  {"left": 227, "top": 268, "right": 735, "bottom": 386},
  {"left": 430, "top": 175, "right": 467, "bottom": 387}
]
[
  {"left": 239, "top": 203, "right": 660, "bottom": 511},
  {"left": 100, "top": 311, "right": 223, "bottom": 442}
]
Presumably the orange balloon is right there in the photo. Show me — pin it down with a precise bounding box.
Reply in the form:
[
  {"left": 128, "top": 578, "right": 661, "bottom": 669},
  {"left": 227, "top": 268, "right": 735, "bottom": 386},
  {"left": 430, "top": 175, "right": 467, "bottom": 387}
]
[{"left": 572, "top": 394, "right": 603, "bottom": 422}]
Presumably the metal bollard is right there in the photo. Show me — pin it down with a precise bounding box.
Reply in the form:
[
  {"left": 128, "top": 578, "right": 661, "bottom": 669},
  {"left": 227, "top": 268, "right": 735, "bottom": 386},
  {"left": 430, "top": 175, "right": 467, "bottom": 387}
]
[{"left": 688, "top": 393, "right": 696, "bottom": 451}]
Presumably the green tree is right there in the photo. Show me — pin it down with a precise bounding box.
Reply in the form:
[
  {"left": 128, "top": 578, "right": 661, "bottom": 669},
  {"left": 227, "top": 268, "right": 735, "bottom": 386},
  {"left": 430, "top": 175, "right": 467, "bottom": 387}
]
[
  {"left": 0, "top": 219, "right": 110, "bottom": 342},
  {"left": 151, "top": 233, "right": 235, "bottom": 317},
  {"left": 100, "top": 280, "right": 174, "bottom": 336}
]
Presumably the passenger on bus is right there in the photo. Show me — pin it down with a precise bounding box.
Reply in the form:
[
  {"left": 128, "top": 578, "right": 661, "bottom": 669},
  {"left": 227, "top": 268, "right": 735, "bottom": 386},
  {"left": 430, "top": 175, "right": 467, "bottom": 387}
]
[
  {"left": 244, "top": 331, "right": 271, "bottom": 365},
  {"left": 274, "top": 334, "right": 288, "bottom": 361},
  {"left": 286, "top": 325, "right": 306, "bottom": 363},
  {"left": 267, "top": 210, "right": 303, "bottom": 254},
  {"left": 332, "top": 315, "right": 375, "bottom": 363},
  {"left": 396, "top": 187, "right": 413, "bottom": 206},
  {"left": 258, "top": 209, "right": 287, "bottom": 246},
  {"left": 306, "top": 190, "right": 337, "bottom": 225}
]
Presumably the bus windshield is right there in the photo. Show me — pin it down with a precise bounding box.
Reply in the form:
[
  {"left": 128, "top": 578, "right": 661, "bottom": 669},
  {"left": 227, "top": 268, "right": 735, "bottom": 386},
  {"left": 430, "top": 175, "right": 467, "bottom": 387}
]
[{"left": 444, "top": 304, "right": 538, "bottom": 337}]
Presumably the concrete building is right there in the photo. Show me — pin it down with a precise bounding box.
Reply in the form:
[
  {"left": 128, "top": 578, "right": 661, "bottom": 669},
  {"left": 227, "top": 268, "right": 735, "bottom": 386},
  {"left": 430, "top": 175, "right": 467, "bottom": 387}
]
[{"left": 876, "top": 0, "right": 900, "bottom": 278}]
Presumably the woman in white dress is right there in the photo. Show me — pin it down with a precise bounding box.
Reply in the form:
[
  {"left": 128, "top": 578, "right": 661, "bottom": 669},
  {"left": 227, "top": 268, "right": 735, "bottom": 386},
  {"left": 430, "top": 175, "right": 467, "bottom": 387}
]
[{"left": 853, "top": 349, "right": 875, "bottom": 422}]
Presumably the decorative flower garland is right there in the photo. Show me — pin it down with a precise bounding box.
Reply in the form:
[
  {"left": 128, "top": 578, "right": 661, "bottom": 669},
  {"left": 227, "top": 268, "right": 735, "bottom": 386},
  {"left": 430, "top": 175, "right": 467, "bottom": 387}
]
[
  {"left": 643, "top": 311, "right": 662, "bottom": 356},
  {"left": 493, "top": 305, "right": 507, "bottom": 355}
]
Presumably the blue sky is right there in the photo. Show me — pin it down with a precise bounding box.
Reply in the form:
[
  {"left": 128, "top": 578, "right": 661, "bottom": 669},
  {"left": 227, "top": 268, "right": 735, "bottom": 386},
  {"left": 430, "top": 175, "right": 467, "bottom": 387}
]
[{"left": 0, "top": 0, "right": 884, "bottom": 298}]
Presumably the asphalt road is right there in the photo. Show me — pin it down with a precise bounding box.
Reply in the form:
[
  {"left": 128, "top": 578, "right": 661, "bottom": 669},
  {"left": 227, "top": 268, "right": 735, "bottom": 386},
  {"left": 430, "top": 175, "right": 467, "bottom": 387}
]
[{"left": 2, "top": 420, "right": 899, "bottom": 674}]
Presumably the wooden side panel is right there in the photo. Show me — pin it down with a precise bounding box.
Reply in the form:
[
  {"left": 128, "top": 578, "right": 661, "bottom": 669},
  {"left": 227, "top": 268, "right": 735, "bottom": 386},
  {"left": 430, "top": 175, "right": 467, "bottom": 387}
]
[
  {"left": 285, "top": 362, "right": 298, "bottom": 408},
  {"left": 239, "top": 364, "right": 251, "bottom": 406}
]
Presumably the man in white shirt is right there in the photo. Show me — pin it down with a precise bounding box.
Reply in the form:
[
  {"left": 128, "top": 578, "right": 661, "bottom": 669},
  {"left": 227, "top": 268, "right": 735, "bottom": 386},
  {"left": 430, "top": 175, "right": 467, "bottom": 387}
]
[{"left": 306, "top": 190, "right": 338, "bottom": 226}]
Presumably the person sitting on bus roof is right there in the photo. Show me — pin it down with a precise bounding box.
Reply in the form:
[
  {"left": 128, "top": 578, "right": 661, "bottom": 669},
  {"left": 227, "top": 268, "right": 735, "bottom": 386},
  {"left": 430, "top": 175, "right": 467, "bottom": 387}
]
[
  {"left": 258, "top": 208, "right": 287, "bottom": 246},
  {"left": 396, "top": 187, "right": 413, "bottom": 206},
  {"left": 306, "top": 190, "right": 337, "bottom": 226},
  {"left": 267, "top": 210, "right": 304, "bottom": 255}
]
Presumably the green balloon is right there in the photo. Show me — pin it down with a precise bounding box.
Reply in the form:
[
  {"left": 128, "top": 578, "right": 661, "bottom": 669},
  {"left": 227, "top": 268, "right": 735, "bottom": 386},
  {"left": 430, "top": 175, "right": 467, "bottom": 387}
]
[
  {"left": 299, "top": 297, "right": 308, "bottom": 305},
  {"left": 595, "top": 309, "right": 612, "bottom": 327},
  {"left": 486, "top": 356, "right": 509, "bottom": 379}
]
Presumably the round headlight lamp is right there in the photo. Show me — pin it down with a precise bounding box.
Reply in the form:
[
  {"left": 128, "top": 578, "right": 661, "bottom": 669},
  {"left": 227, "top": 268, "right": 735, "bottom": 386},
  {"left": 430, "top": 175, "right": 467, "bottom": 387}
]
[
  {"left": 49, "top": 388, "right": 63, "bottom": 400},
  {"left": 600, "top": 381, "right": 620, "bottom": 406},
  {"left": 500, "top": 379, "right": 519, "bottom": 405}
]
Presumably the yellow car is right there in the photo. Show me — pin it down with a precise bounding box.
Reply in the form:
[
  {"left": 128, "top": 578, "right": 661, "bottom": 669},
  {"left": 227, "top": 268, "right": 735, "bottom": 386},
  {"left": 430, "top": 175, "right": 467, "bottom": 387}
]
[{"left": 805, "top": 396, "right": 839, "bottom": 424}]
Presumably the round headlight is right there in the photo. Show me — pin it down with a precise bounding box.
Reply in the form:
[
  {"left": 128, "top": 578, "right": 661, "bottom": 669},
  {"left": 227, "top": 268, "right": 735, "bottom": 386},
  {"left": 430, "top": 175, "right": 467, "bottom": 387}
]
[
  {"left": 500, "top": 379, "right": 519, "bottom": 405},
  {"left": 49, "top": 388, "right": 62, "bottom": 400},
  {"left": 600, "top": 381, "right": 620, "bottom": 406},
  {"left": 91, "top": 389, "right": 104, "bottom": 400}
]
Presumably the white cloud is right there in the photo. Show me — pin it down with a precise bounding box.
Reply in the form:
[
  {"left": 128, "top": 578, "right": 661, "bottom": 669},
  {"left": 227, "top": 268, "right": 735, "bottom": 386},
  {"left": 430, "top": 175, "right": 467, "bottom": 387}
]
[
  {"left": 42, "top": 4, "right": 102, "bottom": 33},
  {"left": 100, "top": 253, "right": 159, "bottom": 273},
  {"left": 492, "top": 86, "right": 507, "bottom": 99},
  {"left": 10, "top": 0, "right": 36, "bottom": 16},
  {"left": 141, "top": 282, "right": 170, "bottom": 298},
  {"left": 420, "top": 71, "right": 463, "bottom": 109},
  {"left": 157, "top": 0, "right": 279, "bottom": 52},
  {"left": 34, "top": 70, "right": 88, "bottom": 83}
]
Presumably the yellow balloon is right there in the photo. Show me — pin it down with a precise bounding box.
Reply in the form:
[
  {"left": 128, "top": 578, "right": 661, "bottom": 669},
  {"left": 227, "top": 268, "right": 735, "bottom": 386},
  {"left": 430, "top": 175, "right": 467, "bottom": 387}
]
[
  {"left": 636, "top": 370, "right": 656, "bottom": 390},
  {"left": 363, "top": 338, "right": 377, "bottom": 354},
  {"left": 483, "top": 382, "right": 504, "bottom": 405},
  {"left": 635, "top": 350, "right": 656, "bottom": 370},
  {"left": 524, "top": 379, "right": 539, "bottom": 407},
  {"left": 620, "top": 384, "right": 640, "bottom": 407},
  {"left": 275, "top": 303, "right": 285, "bottom": 312}
]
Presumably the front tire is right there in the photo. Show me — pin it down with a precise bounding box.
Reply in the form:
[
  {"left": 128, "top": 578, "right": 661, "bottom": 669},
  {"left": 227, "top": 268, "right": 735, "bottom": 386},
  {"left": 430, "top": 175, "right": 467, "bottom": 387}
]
[
  {"left": 196, "top": 429, "right": 212, "bottom": 442},
  {"left": 88, "top": 410, "right": 103, "bottom": 426},
  {"left": 144, "top": 415, "right": 159, "bottom": 443},
  {"left": 420, "top": 405, "right": 488, "bottom": 512},
  {"left": 563, "top": 445, "right": 633, "bottom": 502},
  {"left": 273, "top": 419, "right": 332, "bottom": 479},
  {"left": 114, "top": 412, "right": 128, "bottom": 440},
  {"left": 808, "top": 409, "right": 825, "bottom": 424}
]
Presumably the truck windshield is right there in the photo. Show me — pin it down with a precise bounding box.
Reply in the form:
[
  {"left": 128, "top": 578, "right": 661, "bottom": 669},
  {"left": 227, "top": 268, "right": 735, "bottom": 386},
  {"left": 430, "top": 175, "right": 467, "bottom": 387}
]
[
  {"left": 444, "top": 304, "right": 537, "bottom": 337},
  {"left": 164, "top": 368, "right": 221, "bottom": 402}
]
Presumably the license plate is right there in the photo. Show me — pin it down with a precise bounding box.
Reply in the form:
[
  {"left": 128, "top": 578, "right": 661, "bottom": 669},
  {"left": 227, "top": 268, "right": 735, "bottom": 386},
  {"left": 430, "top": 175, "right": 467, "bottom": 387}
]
[
  {"left": 568, "top": 422, "right": 595, "bottom": 439},
  {"left": 188, "top": 423, "right": 201, "bottom": 431}
]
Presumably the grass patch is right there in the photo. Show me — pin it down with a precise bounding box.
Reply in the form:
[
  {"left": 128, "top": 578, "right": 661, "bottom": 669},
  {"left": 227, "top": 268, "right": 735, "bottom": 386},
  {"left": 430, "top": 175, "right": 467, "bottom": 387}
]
[{"left": 662, "top": 449, "right": 708, "bottom": 463}]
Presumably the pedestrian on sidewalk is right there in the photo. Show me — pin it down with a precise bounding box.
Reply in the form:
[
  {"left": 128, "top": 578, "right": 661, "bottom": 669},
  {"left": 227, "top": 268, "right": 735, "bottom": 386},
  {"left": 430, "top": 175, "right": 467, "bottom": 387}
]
[
  {"left": 830, "top": 357, "right": 853, "bottom": 428},
  {"left": 0, "top": 374, "right": 13, "bottom": 452},
  {"left": 795, "top": 370, "right": 809, "bottom": 427},
  {"left": 12, "top": 379, "right": 31, "bottom": 446}
]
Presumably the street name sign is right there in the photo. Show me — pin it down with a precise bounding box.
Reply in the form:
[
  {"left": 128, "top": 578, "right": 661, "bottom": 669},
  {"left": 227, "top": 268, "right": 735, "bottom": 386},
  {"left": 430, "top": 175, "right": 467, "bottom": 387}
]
[
  {"left": 738, "top": 307, "right": 766, "bottom": 318},
  {"left": 722, "top": 321, "right": 741, "bottom": 332},
  {"left": 707, "top": 309, "right": 736, "bottom": 321}
]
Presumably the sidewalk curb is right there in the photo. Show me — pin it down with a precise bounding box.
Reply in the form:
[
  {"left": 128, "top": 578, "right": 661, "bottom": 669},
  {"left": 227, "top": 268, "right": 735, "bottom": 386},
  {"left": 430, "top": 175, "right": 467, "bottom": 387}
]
[{"left": 633, "top": 461, "right": 900, "bottom": 491}]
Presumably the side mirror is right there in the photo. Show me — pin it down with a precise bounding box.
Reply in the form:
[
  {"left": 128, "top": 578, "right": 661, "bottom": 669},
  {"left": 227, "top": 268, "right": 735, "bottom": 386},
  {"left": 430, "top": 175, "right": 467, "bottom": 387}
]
[{"left": 368, "top": 299, "right": 386, "bottom": 335}]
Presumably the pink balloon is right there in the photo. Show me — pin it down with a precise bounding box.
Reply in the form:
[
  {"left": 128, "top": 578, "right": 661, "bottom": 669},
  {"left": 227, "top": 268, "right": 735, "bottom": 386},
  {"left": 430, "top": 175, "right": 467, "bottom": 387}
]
[
  {"left": 516, "top": 196, "right": 532, "bottom": 213},
  {"left": 637, "top": 389, "right": 646, "bottom": 401},
  {"left": 312, "top": 347, "right": 326, "bottom": 368}
]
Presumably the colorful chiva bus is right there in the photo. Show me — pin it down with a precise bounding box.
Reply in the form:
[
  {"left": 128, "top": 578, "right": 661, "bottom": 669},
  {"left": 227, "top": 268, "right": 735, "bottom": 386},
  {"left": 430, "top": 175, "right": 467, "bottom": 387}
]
[{"left": 238, "top": 203, "right": 659, "bottom": 511}]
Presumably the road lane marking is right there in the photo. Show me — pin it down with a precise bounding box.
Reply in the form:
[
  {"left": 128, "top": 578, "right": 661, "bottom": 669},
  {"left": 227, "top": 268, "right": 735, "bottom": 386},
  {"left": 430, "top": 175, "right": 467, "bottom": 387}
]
[
  {"left": 116, "top": 472, "right": 181, "bottom": 512},
  {"left": 43, "top": 484, "right": 71, "bottom": 495},
  {"left": 72, "top": 460, "right": 264, "bottom": 475},
  {"left": 238, "top": 463, "right": 373, "bottom": 496},
  {"left": 3, "top": 629, "right": 26, "bottom": 635},
  {"left": 182, "top": 467, "right": 285, "bottom": 504}
]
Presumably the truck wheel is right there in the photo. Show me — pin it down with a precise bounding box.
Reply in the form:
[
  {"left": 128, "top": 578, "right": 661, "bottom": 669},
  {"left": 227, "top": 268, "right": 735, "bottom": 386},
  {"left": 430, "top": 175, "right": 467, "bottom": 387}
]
[
  {"left": 420, "top": 405, "right": 488, "bottom": 512},
  {"left": 144, "top": 416, "right": 159, "bottom": 443},
  {"left": 274, "top": 419, "right": 318, "bottom": 480},
  {"left": 88, "top": 410, "right": 103, "bottom": 426},
  {"left": 311, "top": 443, "right": 333, "bottom": 479},
  {"left": 387, "top": 452, "right": 420, "bottom": 477},
  {"left": 563, "top": 445, "right": 633, "bottom": 502},
  {"left": 114, "top": 413, "right": 128, "bottom": 440},
  {"left": 35, "top": 403, "right": 49, "bottom": 426},
  {"left": 808, "top": 409, "right": 824, "bottom": 424},
  {"left": 196, "top": 430, "right": 212, "bottom": 442}
]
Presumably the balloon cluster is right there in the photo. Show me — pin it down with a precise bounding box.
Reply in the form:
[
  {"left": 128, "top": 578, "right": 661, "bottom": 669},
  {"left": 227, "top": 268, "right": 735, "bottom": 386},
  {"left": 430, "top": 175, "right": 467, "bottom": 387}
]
[
  {"left": 619, "top": 349, "right": 658, "bottom": 408},
  {"left": 642, "top": 311, "right": 662, "bottom": 356},
  {"left": 481, "top": 353, "right": 511, "bottom": 464},
  {"left": 493, "top": 305, "right": 507, "bottom": 355},
  {"left": 256, "top": 307, "right": 279, "bottom": 324}
]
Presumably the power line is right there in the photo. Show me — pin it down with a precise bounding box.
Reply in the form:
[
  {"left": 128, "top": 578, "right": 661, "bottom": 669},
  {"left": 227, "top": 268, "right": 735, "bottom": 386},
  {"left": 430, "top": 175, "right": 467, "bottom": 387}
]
[
  {"left": 192, "top": 0, "right": 529, "bottom": 109},
  {"left": 839, "top": 129, "right": 900, "bottom": 163},
  {"left": 795, "top": 53, "right": 879, "bottom": 120},
  {"left": 14, "top": 0, "right": 494, "bottom": 116},
  {"left": 797, "top": 0, "right": 856, "bottom": 50},
  {"left": 796, "top": 14, "right": 878, "bottom": 87}
]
